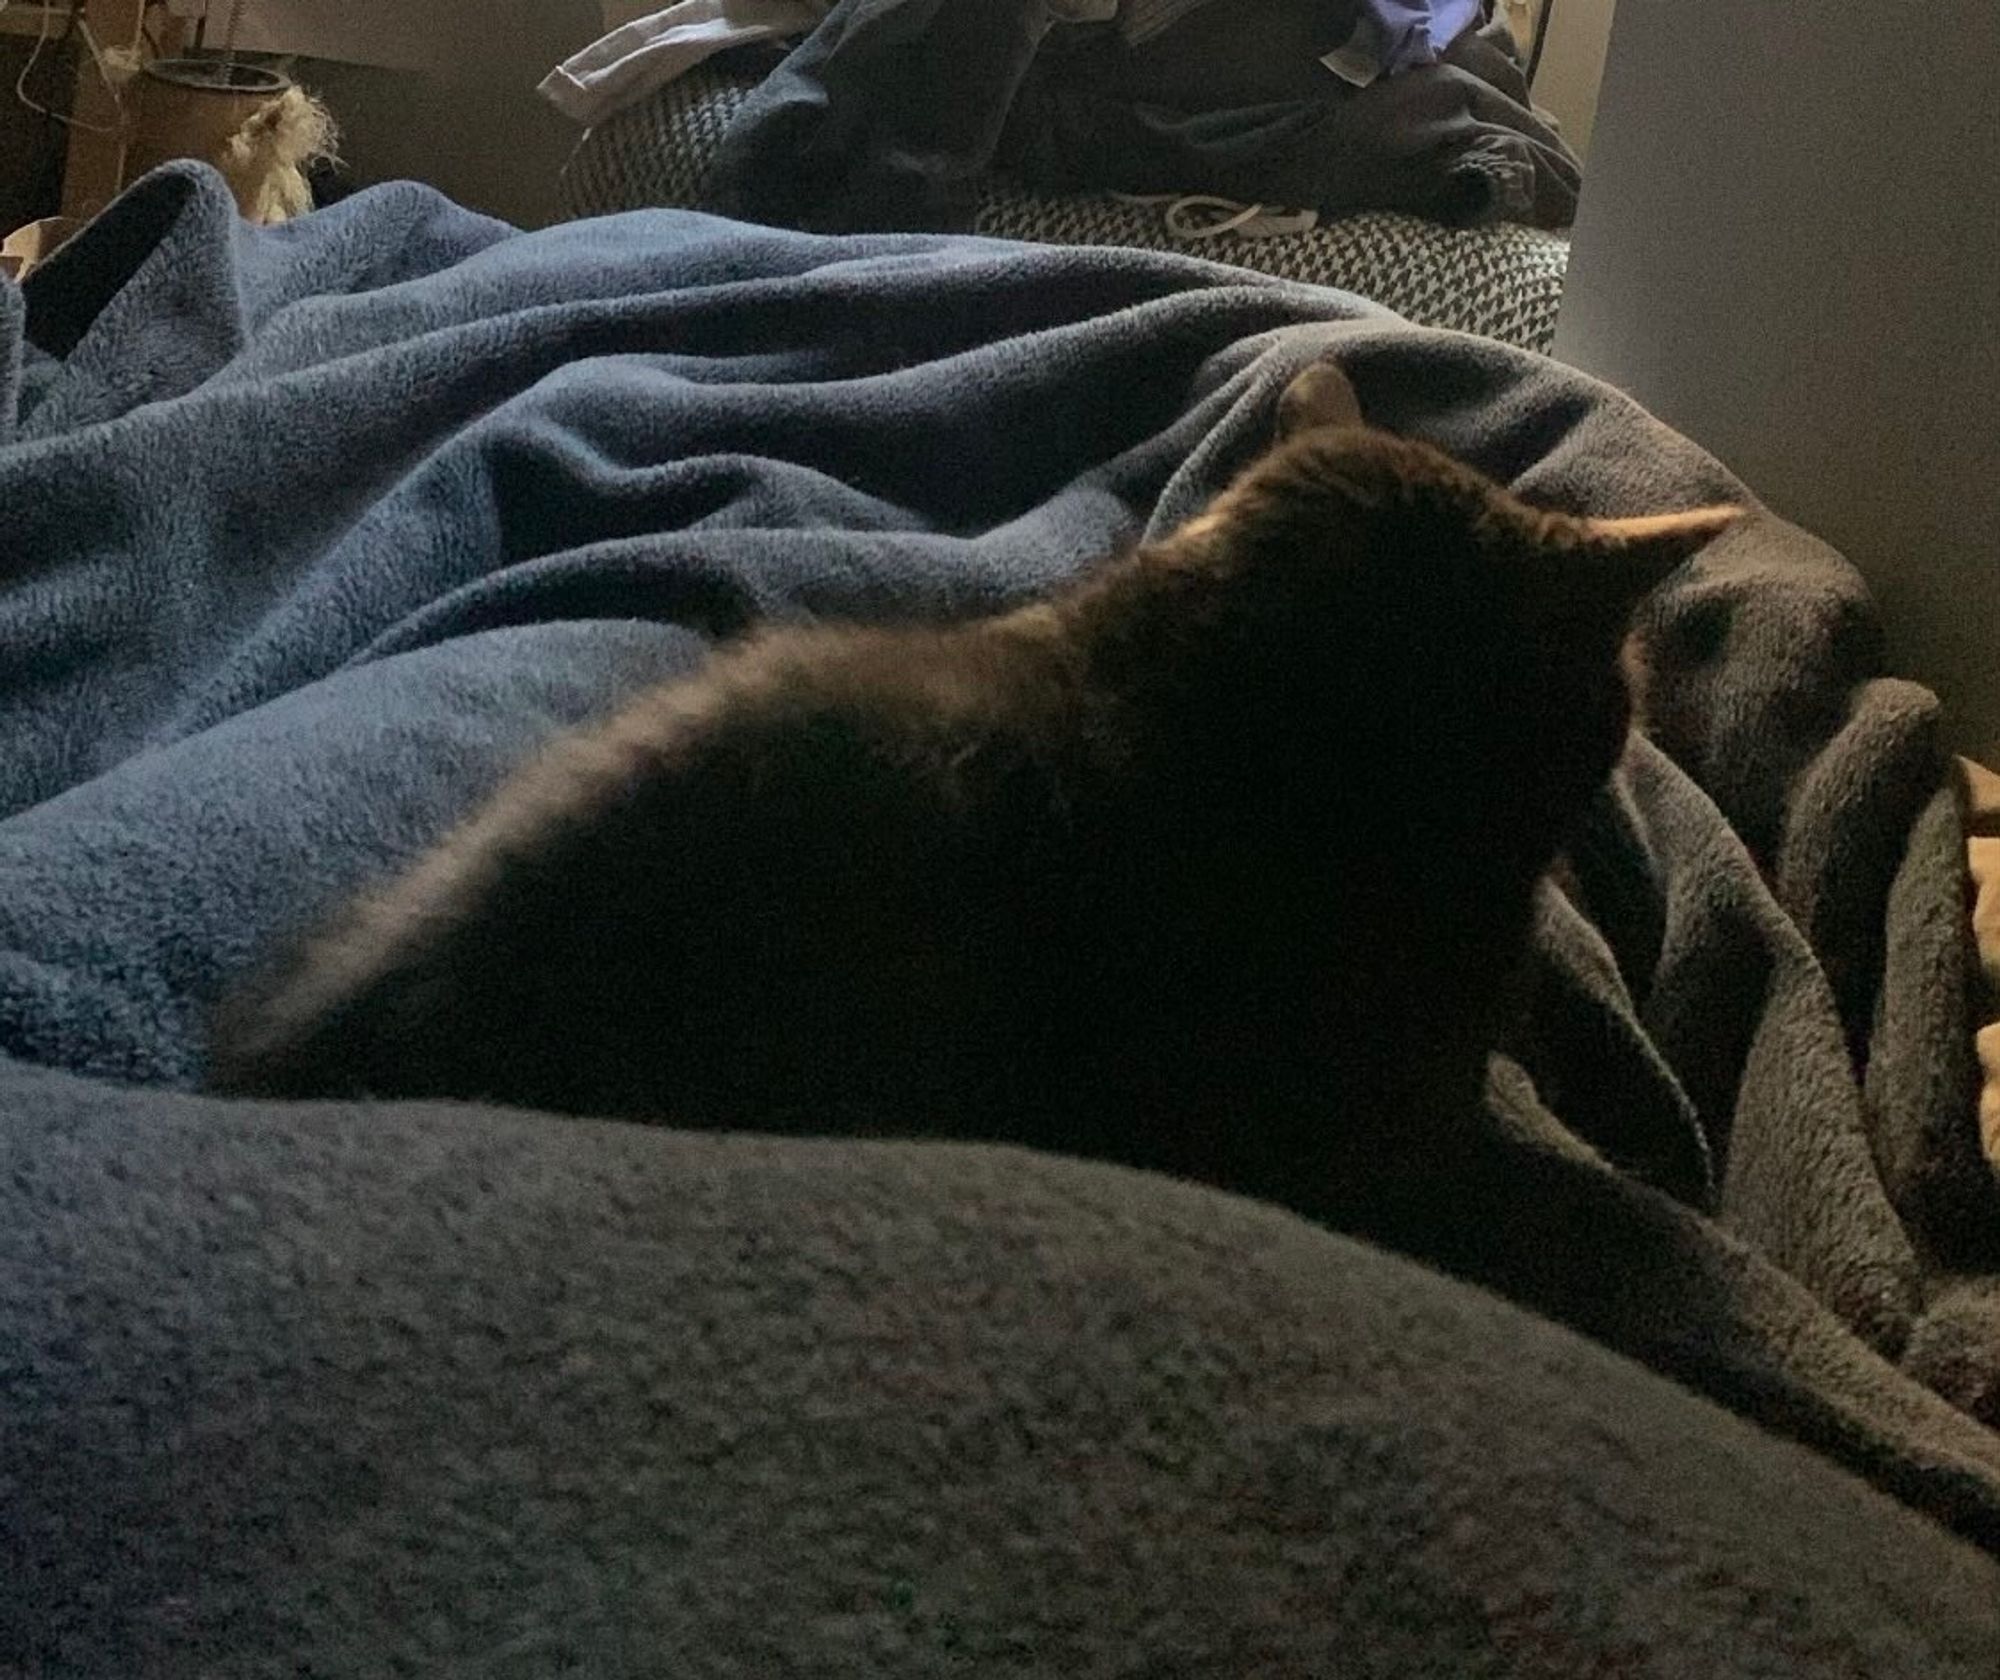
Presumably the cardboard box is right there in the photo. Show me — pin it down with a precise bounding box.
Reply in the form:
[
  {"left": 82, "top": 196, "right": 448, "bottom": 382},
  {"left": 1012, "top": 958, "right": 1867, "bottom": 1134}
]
[{"left": 0, "top": 215, "right": 81, "bottom": 282}]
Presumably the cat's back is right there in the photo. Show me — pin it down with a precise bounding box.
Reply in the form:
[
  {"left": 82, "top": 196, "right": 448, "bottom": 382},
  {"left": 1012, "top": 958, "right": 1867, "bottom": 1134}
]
[{"left": 209, "top": 610, "right": 1108, "bottom": 1116}]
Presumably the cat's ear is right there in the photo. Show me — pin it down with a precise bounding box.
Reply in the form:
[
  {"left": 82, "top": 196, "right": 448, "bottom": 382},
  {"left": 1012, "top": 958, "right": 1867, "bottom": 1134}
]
[
  {"left": 1493, "top": 504, "right": 1741, "bottom": 805},
  {"left": 1569, "top": 504, "right": 1742, "bottom": 599},
  {"left": 1276, "top": 361, "right": 1365, "bottom": 440},
  {"left": 1577, "top": 506, "right": 1744, "bottom": 572},
  {"left": 1518, "top": 504, "right": 1742, "bottom": 643}
]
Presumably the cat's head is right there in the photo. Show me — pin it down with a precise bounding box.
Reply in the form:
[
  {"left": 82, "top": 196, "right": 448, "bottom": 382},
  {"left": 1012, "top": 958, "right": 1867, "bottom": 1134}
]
[{"left": 1169, "top": 371, "right": 1740, "bottom": 871}]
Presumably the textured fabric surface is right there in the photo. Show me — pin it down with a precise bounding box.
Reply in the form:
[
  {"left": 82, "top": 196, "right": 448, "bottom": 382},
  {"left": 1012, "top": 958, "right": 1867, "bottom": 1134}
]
[
  {"left": 7, "top": 1062, "right": 2000, "bottom": 1677},
  {"left": 539, "top": 0, "right": 833, "bottom": 127},
  {"left": 687, "top": 0, "right": 1576, "bottom": 234},
  {"left": 557, "top": 58, "right": 1570, "bottom": 351},
  {"left": 5, "top": 165, "right": 2000, "bottom": 1668},
  {"left": 994, "top": 7, "right": 1577, "bottom": 227}
]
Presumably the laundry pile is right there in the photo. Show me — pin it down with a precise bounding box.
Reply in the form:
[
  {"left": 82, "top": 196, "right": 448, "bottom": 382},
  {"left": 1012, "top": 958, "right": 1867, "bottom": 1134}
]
[{"left": 542, "top": 0, "right": 1579, "bottom": 233}]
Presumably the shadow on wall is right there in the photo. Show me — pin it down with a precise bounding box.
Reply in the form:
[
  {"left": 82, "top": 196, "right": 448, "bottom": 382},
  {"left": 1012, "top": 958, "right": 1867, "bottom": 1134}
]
[{"left": 295, "top": 0, "right": 601, "bottom": 228}]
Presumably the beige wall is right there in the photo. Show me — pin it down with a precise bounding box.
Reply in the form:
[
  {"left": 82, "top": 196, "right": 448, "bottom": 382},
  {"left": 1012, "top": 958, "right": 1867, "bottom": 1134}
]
[
  {"left": 300, "top": 63, "right": 582, "bottom": 228},
  {"left": 241, "top": 0, "right": 599, "bottom": 75},
  {"left": 1529, "top": 0, "right": 1616, "bottom": 161},
  {"left": 286, "top": 0, "right": 601, "bottom": 227}
]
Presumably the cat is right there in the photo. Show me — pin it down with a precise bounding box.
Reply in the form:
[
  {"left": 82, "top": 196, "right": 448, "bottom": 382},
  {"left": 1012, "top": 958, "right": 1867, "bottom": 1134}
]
[{"left": 210, "top": 362, "right": 1736, "bottom": 1217}]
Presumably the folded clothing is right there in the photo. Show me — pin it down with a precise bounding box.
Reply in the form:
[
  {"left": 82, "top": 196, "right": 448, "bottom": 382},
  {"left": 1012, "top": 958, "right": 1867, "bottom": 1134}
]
[
  {"left": 1121, "top": 0, "right": 1480, "bottom": 63},
  {"left": 1003, "top": 9, "right": 1574, "bottom": 226},
  {"left": 701, "top": 0, "right": 1578, "bottom": 233},
  {"left": 541, "top": 0, "right": 836, "bottom": 127},
  {"left": 544, "top": 0, "right": 1118, "bottom": 131}
]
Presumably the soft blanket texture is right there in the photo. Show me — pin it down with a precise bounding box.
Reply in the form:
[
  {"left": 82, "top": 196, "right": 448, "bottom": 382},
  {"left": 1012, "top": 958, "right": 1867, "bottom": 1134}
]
[
  {"left": 4, "top": 165, "right": 2000, "bottom": 1661},
  {"left": 9, "top": 1064, "right": 2000, "bottom": 1675}
]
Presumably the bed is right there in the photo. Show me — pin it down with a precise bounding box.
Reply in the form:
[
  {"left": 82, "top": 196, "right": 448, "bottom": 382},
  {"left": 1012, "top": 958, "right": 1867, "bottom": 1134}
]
[
  {"left": 4, "top": 163, "right": 2000, "bottom": 1672},
  {"left": 559, "top": 58, "right": 1573, "bottom": 353}
]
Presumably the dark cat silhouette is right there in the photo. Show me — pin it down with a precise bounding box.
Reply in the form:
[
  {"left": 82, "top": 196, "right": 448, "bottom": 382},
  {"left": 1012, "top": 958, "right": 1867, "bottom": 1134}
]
[{"left": 211, "top": 364, "right": 1735, "bottom": 1213}]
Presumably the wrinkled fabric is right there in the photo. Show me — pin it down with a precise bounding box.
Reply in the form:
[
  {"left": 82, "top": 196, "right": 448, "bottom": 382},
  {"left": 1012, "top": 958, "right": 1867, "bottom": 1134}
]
[
  {"left": 1122, "top": 0, "right": 1477, "bottom": 62},
  {"left": 706, "top": 0, "right": 1579, "bottom": 232},
  {"left": 2, "top": 166, "right": 1997, "bottom": 1566},
  {"left": 1326, "top": 0, "right": 1487, "bottom": 80},
  {"left": 9, "top": 1060, "right": 2000, "bottom": 1675},
  {"left": 1009, "top": 12, "right": 1575, "bottom": 227},
  {"left": 540, "top": 0, "right": 835, "bottom": 126}
]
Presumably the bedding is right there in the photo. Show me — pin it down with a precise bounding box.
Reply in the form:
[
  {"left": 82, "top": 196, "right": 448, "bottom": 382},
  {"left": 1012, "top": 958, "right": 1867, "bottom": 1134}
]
[
  {"left": 10, "top": 1063, "right": 2000, "bottom": 1675},
  {"left": 560, "top": 59, "right": 1572, "bottom": 352},
  {"left": 4, "top": 163, "right": 2000, "bottom": 1652},
  {"left": 699, "top": 0, "right": 1576, "bottom": 234}
]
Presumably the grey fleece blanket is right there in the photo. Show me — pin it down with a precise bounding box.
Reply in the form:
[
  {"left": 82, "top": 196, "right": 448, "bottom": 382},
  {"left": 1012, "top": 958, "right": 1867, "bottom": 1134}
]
[
  {"left": 9, "top": 1068, "right": 2000, "bottom": 1674},
  {"left": 4, "top": 165, "right": 2000, "bottom": 1663}
]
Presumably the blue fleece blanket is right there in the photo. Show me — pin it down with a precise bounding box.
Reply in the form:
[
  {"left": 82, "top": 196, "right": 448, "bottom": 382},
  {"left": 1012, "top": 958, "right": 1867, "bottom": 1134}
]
[
  {"left": 6, "top": 162, "right": 2000, "bottom": 1560},
  {"left": 0, "top": 163, "right": 1408, "bottom": 1082}
]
